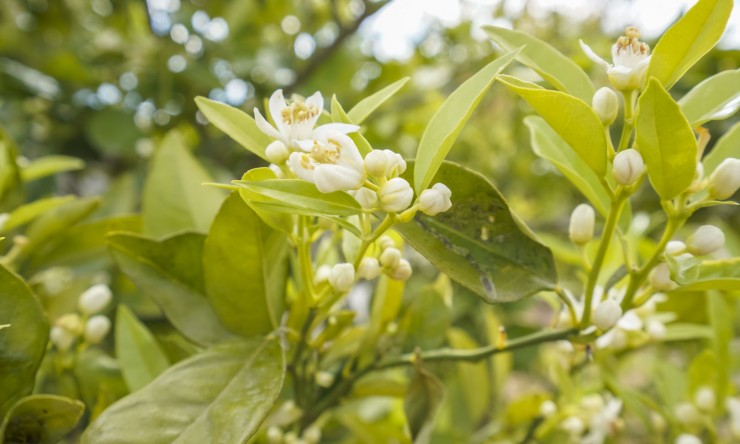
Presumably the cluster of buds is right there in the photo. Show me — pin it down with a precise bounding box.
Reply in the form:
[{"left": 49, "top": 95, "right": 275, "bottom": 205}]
[
  {"left": 49, "top": 284, "right": 113, "bottom": 351},
  {"left": 650, "top": 225, "right": 726, "bottom": 291}
]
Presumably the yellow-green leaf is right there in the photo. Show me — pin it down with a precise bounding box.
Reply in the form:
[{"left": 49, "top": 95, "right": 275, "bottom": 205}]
[
  {"left": 347, "top": 77, "right": 409, "bottom": 124},
  {"left": 702, "top": 121, "right": 740, "bottom": 175},
  {"left": 194, "top": 96, "right": 272, "bottom": 160},
  {"left": 115, "top": 305, "right": 171, "bottom": 392},
  {"left": 679, "top": 69, "right": 740, "bottom": 126}
]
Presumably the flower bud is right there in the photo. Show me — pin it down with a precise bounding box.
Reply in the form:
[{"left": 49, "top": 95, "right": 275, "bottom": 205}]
[
  {"left": 313, "top": 265, "right": 331, "bottom": 285},
  {"left": 329, "top": 263, "right": 355, "bottom": 292},
  {"left": 612, "top": 148, "right": 645, "bottom": 186},
  {"left": 379, "top": 247, "right": 401, "bottom": 268},
  {"left": 84, "top": 315, "right": 111, "bottom": 344},
  {"left": 593, "top": 299, "right": 622, "bottom": 330},
  {"left": 78, "top": 284, "right": 112, "bottom": 315},
  {"left": 357, "top": 257, "right": 380, "bottom": 280},
  {"left": 388, "top": 258, "right": 412, "bottom": 281},
  {"left": 313, "top": 164, "right": 364, "bottom": 194},
  {"left": 569, "top": 204, "right": 595, "bottom": 245},
  {"left": 419, "top": 183, "right": 452, "bottom": 216},
  {"left": 664, "top": 240, "right": 686, "bottom": 256},
  {"left": 379, "top": 178, "right": 414, "bottom": 213},
  {"left": 539, "top": 400, "right": 557, "bottom": 417},
  {"left": 675, "top": 434, "right": 702, "bottom": 444},
  {"left": 50, "top": 326, "right": 76, "bottom": 351},
  {"left": 303, "top": 427, "right": 321, "bottom": 444},
  {"left": 649, "top": 263, "right": 677, "bottom": 291},
  {"left": 592, "top": 87, "right": 619, "bottom": 125},
  {"left": 265, "top": 140, "right": 289, "bottom": 164},
  {"left": 377, "top": 235, "right": 395, "bottom": 250},
  {"left": 708, "top": 158, "right": 740, "bottom": 200},
  {"left": 266, "top": 427, "right": 283, "bottom": 444},
  {"left": 352, "top": 187, "right": 378, "bottom": 210},
  {"left": 315, "top": 371, "right": 335, "bottom": 387},
  {"left": 646, "top": 319, "right": 666, "bottom": 339},
  {"left": 561, "top": 416, "right": 585, "bottom": 436},
  {"left": 694, "top": 386, "right": 716, "bottom": 412},
  {"left": 56, "top": 313, "right": 83, "bottom": 335},
  {"left": 686, "top": 225, "right": 725, "bottom": 256},
  {"left": 674, "top": 402, "right": 701, "bottom": 426},
  {"left": 364, "top": 149, "right": 406, "bottom": 177}
]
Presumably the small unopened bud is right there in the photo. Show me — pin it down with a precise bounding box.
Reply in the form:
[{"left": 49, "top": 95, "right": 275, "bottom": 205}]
[
  {"left": 313, "top": 265, "right": 331, "bottom": 285},
  {"left": 56, "top": 313, "right": 83, "bottom": 335},
  {"left": 379, "top": 178, "right": 414, "bottom": 213},
  {"left": 665, "top": 240, "right": 687, "bottom": 256},
  {"left": 84, "top": 315, "right": 111, "bottom": 344},
  {"left": 569, "top": 204, "right": 595, "bottom": 245},
  {"left": 694, "top": 386, "right": 716, "bottom": 412},
  {"left": 329, "top": 263, "right": 355, "bottom": 292},
  {"left": 674, "top": 402, "right": 701, "bottom": 426},
  {"left": 592, "top": 87, "right": 619, "bottom": 125},
  {"left": 377, "top": 235, "right": 395, "bottom": 250},
  {"left": 686, "top": 225, "right": 725, "bottom": 256},
  {"left": 364, "top": 149, "right": 406, "bottom": 177},
  {"left": 708, "top": 158, "right": 740, "bottom": 200},
  {"left": 265, "top": 140, "right": 289, "bottom": 164},
  {"left": 646, "top": 319, "right": 666, "bottom": 339},
  {"left": 352, "top": 187, "right": 378, "bottom": 210},
  {"left": 303, "top": 427, "right": 321, "bottom": 444},
  {"left": 315, "top": 371, "right": 335, "bottom": 387},
  {"left": 357, "top": 257, "right": 380, "bottom": 280},
  {"left": 379, "top": 247, "right": 402, "bottom": 268},
  {"left": 388, "top": 258, "right": 412, "bottom": 281},
  {"left": 675, "top": 434, "right": 702, "bottom": 444},
  {"left": 266, "top": 427, "right": 283, "bottom": 444},
  {"left": 539, "top": 400, "right": 557, "bottom": 417},
  {"left": 594, "top": 299, "right": 622, "bottom": 330},
  {"left": 649, "top": 263, "right": 677, "bottom": 291},
  {"left": 50, "top": 326, "right": 76, "bottom": 351},
  {"left": 78, "top": 284, "right": 112, "bottom": 315},
  {"left": 612, "top": 148, "right": 645, "bottom": 186},
  {"left": 419, "top": 183, "right": 452, "bottom": 216},
  {"left": 561, "top": 416, "right": 585, "bottom": 436}
]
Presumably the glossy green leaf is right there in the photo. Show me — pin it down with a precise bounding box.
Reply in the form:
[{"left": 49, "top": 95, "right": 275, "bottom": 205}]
[
  {"left": 115, "top": 305, "right": 171, "bottom": 392},
  {"left": 347, "top": 77, "right": 410, "bottom": 124},
  {"left": 203, "top": 193, "right": 287, "bottom": 337},
  {"left": 0, "top": 264, "right": 48, "bottom": 418},
  {"left": 676, "top": 258, "right": 740, "bottom": 292},
  {"left": 0, "top": 395, "right": 84, "bottom": 444},
  {"left": 647, "top": 0, "right": 733, "bottom": 89},
  {"left": 483, "top": 26, "right": 594, "bottom": 101},
  {"left": 141, "top": 130, "right": 226, "bottom": 236},
  {"left": 702, "top": 121, "right": 740, "bottom": 175},
  {"left": 498, "top": 75, "right": 607, "bottom": 175},
  {"left": 81, "top": 338, "right": 284, "bottom": 444},
  {"left": 19, "top": 156, "right": 85, "bottom": 182},
  {"left": 234, "top": 179, "right": 362, "bottom": 216},
  {"left": 0, "top": 195, "right": 75, "bottom": 234},
  {"left": 404, "top": 366, "right": 445, "bottom": 444},
  {"left": 107, "top": 232, "right": 235, "bottom": 346},
  {"left": 414, "top": 49, "right": 519, "bottom": 192},
  {"left": 398, "top": 161, "right": 557, "bottom": 303},
  {"left": 194, "top": 96, "right": 272, "bottom": 161},
  {"left": 679, "top": 69, "right": 740, "bottom": 126},
  {"left": 248, "top": 200, "right": 361, "bottom": 237},
  {"left": 635, "top": 78, "right": 697, "bottom": 200},
  {"left": 330, "top": 95, "right": 372, "bottom": 156},
  {"left": 238, "top": 168, "right": 293, "bottom": 234}
]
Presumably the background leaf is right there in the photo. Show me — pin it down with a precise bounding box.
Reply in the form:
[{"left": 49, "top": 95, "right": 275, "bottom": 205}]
[
  {"left": 679, "top": 69, "right": 740, "bottom": 126},
  {"left": 19, "top": 156, "right": 85, "bottom": 182},
  {"left": 702, "top": 121, "right": 740, "bottom": 175},
  {"left": 0, "top": 395, "right": 84, "bottom": 444},
  {"left": 404, "top": 366, "right": 445, "bottom": 444},
  {"left": 115, "top": 305, "right": 171, "bottom": 392},
  {"left": 347, "top": 77, "right": 409, "bottom": 124}
]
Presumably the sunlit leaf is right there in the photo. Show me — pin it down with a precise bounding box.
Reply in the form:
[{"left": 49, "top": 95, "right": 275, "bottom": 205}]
[
  {"left": 347, "top": 77, "right": 410, "bottom": 124},
  {"left": 234, "top": 179, "right": 362, "bottom": 216},
  {"left": 679, "top": 69, "right": 740, "bottom": 126},
  {"left": 115, "top": 305, "right": 171, "bottom": 392},
  {"left": 19, "top": 156, "right": 85, "bottom": 182},
  {"left": 702, "top": 121, "right": 740, "bottom": 175}
]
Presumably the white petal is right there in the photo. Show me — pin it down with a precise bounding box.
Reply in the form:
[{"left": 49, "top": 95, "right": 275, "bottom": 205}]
[
  {"left": 636, "top": 55, "right": 651, "bottom": 70},
  {"left": 288, "top": 152, "right": 315, "bottom": 182},
  {"left": 295, "top": 139, "right": 315, "bottom": 152},
  {"left": 579, "top": 40, "right": 610, "bottom": 70},
  {"left": 315, "top": 123, "right": 360, "bottom": 137},
  {"left": 314, "top": 164, "right": 364, "bottom": 193},
  {"left": 254, "top": 108, "right": 282, "bottom": 140},
  {"left": 331, "top": 132, "right": 364, "bottom": 173},
  {"left": 269, "top": 89, "right": 290, "bottom": 137},
  {"left": 617, "top": 311, "right": 643, "bottom": 331},
  {"left": 305, "top": 91, "right": 324, "bottom": 128}
]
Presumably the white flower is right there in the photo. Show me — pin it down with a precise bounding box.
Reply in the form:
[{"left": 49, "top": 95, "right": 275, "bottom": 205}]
[
  {"left": 569, "top": 203, "right": 595, "bottom": 245},
  {"left": 78, "top": 284, "right": 112, "bottom": 315},
  {"left": 592, "top": 87, "right": 619, "bottom": 125},
  {"left": 254, "top": 90, "right": 358, "bottom": 148},
  {"left": 612, "top": 148, "right": 645, "bottom": 186},
  {"left": 708, "top": 158, "right": 740, "bottom": 200},
  {"left": 288, "top": 131, "right": 366, "bottom": 193},
  {"left": 350, "top": 187, "right": 378, "bottom": 210},
  {"left": 594, "top": 299, "right": 622, "bottom": 330},
  {"left": 329, "top": 263, "right": 355, "bottom": 292},
  {"left": 388, "top": 258, "right": 412, "bottom": 281},
  {"left": 364, "top": 149, "right": 406, "bottom": 178},
  {"left": 419, "top": 183, "right": 452, "bottom": 216},
  {"left": 686, "top": 225, "right": 725, "bottom": 256},
  {"left": 539, "top": 400, "right": 557, "bottom": 417},
  {"left": 580, "top": 27, "right": 651, "bottom": 91},
  {"left": 265, "top": 140, "right": 290, "bottom": 164},
  {"left": 379, "top": 178, "right": 414, "bottom": 213},
  {"left": 84, "top": 315, "right": 111, "bottom": 344},
  {"left": 357, "top": 257, "right": 380, "bottom": 280}
]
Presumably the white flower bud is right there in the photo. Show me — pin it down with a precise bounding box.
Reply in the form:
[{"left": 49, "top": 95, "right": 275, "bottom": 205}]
[
  {"left": 419, "top": 183, "right": 452, "bottom": 216},
  {"left": 377, "top": 235, "right": 395, "bottom": 250},
  {"left": 649, "top": 263, "right": 677, "bottom": 291},
  {"left": 352, "top": 187, "right": 378, "bottom": 210},
  {"left": 569, "top": 204, "right": 595, "bottom": 245},
  {"left": 56, "top": 313, "right": 83, "bottom": 335},
  {"left": 665, "top": 240, "right": 687, "bottom": 256},
  {"left": 357, "top": 257, "right": 380, "bottom": 280},
  {"left": 303, "top": 427, "right": 321, "bottom": 444},
  {"left": 646, "top": 319, "right": 666, "bottom": 340},
  {"left": 539, "top": 400, "right": 557, "bottom": 417},
  {"left": 694, "top": 386, "right": 716, "bottom": 412},
  {"left": 708, "top": 158, "right": 740, "bottom": 200},
  {"left": 675, "top": 434, "right": 702, "bottom": 444},
  {"left": 314, "top": 164, "right": 364, "bottom": 194},
  {"left": 265, "top": 140, "right": 289, "bottom": 164},
  {"left": 561, "top": 416, "right": 585, "bottom": 436},
  {"left": 84, "top": 315, "right": 111, "bottom": 344},
  {"left": 592, "top": 87, "right": 619, "bottom": 125},
  {"left": 50, "top": 326, "right": 75, "bottom": 351},
  {"left": 686, "top": 225, "right": 725, "bottom": 256},
  {"left": 612, "top": 148, "right": 645, "bottom": 186},
  {"left": 313, "top": 265, "right": 331, "bottom": 285},
  {"left": 78, "top": 284, "right": 112, "bottom": 315},
  {"left": 329, "top": 263, "right": 355, "bottom": 292},
  {"left": 315, "top": 371, "right": 335, "bottom": 387},
  {"left": 674, "top": 402, "right": 701, "bottom": 426},
  {"left": 388, "top": 258, "right": 412, "bottom": 281},
  {"left": 379, "top": 247, "right": 401, "bottom": 268},
  {"left": 379, "top": 178, "right": 414, "bottom": 213},
  {"left": 266, "top": 426, "right": 283, "bottom": 444},
  {"left": 364, "top": 149, "right": 406, "bottom": 177},
  {"left": 594, "top": 299, "right": 622, "bottom": 330}
]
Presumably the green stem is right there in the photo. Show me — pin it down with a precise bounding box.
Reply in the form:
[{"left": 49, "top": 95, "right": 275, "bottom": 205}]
[
  {"left": 297, "top": 216, "right": 316, "bottom": 302},
  {"left": 617, "top": 90, "right": 637, "bottom": 152},
  {"left": 352, "top": 213, "right": 396, "bottom": 269}
]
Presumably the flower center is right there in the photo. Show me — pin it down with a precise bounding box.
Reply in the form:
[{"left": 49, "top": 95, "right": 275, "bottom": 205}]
[
  {"left": 281, "top": 100, "right": 320, "bottom": 125},
  {"left": 615, "top": 26, "right": 649, "bottom": 57},
  {"left": 311, "top": 139, "right": 341, "bottom": 164}
]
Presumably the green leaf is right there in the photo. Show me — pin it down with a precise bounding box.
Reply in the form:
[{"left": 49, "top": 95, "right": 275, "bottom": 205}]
[
  {"left": 81, "top": 338, "right": 284, "bottom": 444},
  {"left": 662, "top": 323, "right": 713, "bottom": 342},
  {"left": 635, "top": 78, "right": 697, "bottom": 200},
  {"left": 414, "top": 49, "right": 519, "bottom": 192},
  {"left": 107, "top": 232, "right": 235, "bottom": 346},
  {"left": 141, "top": 130, "right": 226, "bottom": 236},
  {"left": 709, "top": 291, "right": 732, "bottom": 403},
  {"left": 203, "top": 193, "right": 288, "bottom": 337},
  {"left": 0, "top": 264, "right": 48, "bottom": 418},
  {"left": 676, "top": 258, "right": 740, "bottom": 292},
  {"left": 483, "top": 26, "right": 594, "bottom": 102},
  {"left": 0, "top": 196, "right": 75, "bottom": 234},
  {"left": 0, "top": 127, "right": 26, "bottom": 212},
  {"left": 647, "top": 0, "right": 733, "bottom": 89},
  {"left": 0, "top": 395, "right": 84, "bottom": 444},
  {"left": 404, "top": 366, "right": 445, "bottom": 444},
  {"left": 194, "top": 96, "right": 273, "bottom": 161},
  {"left": 447, "top": 329, "right": 490, "bottom": 425},
  {"left": 679, "top": 69, "right": 740, "bottom": 126},
  {"left": 398, "top": 161, "right": 557, "bottom": 303},
  {"left": 347, "top": 77, "right": 410, "bottom": 124},
  {"left": 498, "top": 75, "right": 607, "bottom": 175},
  {"left": 234, "top": 179, "right": 362, "bottom": 216},
  {"left": 115, "top": 305, "right": 171, "bottom": 392},
  {"left": 330, "top": 95, "right": 372, "bottom": 156},
  {"left": 702, "top": 121, "right": 740, "bottom": 176},
  {"left": 19, "top": 156, "right": 85, "bottom": 182},
  {"left": 238, "top": 168, "right": 293, "bottom": 234}
]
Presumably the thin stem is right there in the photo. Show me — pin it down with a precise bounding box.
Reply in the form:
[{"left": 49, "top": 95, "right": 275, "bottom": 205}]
[
  {"left": 617, "top": 90, "right": 637, "bottom": 152},
  {"left": 352, "top": 213, "right": 396, "bottom": 269},
  {"left": 297, "top": 216, "right": 316, "bottom": 301},
  {"left": 554, "top": 287, "right": 578, "bottom": 326}
]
